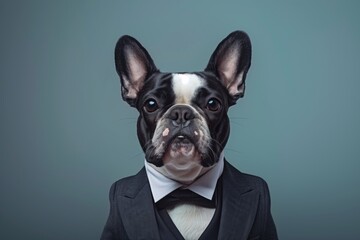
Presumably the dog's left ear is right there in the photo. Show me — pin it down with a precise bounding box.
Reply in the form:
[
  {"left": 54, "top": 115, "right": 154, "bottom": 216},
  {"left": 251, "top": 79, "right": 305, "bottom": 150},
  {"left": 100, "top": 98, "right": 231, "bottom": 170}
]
[
  {"left": 115, "top": 35, "right": 159, "bottom": 107},
  {"left": 205, "top": 31, "right": 252, "bottom": 105}
]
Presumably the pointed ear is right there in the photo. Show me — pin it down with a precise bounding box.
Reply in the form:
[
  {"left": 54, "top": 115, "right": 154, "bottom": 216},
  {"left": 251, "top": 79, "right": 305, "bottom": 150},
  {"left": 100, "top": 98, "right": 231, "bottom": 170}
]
[
  {"left": 205, "top": 31, "right": 252, "bottom": 105},
  {"left": 115, "top": 35, "right": 158, "bottom": 107}
]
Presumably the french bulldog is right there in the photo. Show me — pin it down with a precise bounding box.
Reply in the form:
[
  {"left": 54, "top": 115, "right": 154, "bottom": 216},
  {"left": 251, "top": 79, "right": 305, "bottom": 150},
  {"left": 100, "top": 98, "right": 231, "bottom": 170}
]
[{"left": 101, "top": 31, "right": 278, "bottom": 240}]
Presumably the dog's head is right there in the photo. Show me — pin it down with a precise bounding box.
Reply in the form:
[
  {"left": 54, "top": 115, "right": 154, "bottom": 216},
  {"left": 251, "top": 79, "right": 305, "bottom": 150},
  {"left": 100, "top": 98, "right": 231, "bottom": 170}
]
[{"left": 115, "top": 31, "right": 251, "bottom": 183}]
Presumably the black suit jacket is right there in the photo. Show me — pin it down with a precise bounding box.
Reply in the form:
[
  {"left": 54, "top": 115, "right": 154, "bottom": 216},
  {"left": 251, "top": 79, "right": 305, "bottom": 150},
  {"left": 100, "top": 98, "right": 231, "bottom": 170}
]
[{"left": 101, "top": 161, "right": 278, "bottom": 240}]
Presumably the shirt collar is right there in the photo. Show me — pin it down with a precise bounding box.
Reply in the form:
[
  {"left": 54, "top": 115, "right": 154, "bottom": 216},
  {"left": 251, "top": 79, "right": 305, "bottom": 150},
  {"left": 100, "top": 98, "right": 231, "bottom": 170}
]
[{"left": 145, "top": 152, "right": 224, "bottom": 203}]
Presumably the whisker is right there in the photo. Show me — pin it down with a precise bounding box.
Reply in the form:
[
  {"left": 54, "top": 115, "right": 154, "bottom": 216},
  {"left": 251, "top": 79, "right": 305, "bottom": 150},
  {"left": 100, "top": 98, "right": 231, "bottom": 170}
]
[
  {"left": 223, "top": 147, "right": 245, "bottom": 157},
  {"left": 128, "top": 151, "right": 145, "bottom": 160},
  {"left": 117, "top": 117, "right": 137, "bottom": 120},
  {"left": 229, "top": 117, "right": 248, "bottom": 120},
  {"left": 229, "top": 120, "right": 245, "bottom": 127}
]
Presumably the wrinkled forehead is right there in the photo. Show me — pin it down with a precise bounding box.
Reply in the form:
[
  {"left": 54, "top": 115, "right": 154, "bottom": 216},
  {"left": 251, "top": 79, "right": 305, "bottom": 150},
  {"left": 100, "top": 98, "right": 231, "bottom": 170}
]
[{"left": 171, "top": 73, "right": 204, "bottom": 104}]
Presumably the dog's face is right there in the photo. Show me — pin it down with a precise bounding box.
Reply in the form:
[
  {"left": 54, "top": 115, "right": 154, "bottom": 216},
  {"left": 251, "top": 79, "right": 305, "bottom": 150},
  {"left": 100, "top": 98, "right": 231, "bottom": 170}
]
[{"left": 115, "top": 31, "right": 251, "bottom": 183}]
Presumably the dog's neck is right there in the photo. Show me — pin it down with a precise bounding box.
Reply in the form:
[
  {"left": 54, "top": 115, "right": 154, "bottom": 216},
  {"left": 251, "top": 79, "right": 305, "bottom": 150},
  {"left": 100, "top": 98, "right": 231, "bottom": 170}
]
[
  {"left": 145, "top": 152, "right": 224, "bottom": 203},
  {"left": 149, "top": 160, "right": 214, "bottom": 185},
  {"left": 147, "top": 151, "right": 225, "bottom": 185}
]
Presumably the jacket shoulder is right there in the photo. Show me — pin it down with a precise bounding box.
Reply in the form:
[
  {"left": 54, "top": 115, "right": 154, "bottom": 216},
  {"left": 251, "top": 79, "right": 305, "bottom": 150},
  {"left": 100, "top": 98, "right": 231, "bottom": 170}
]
[
  {"left": 108, "top": 167, "right": 148, "bottom": 200},
  {"left": 224, "top": 160, "right": 271, "bottom": 194}
]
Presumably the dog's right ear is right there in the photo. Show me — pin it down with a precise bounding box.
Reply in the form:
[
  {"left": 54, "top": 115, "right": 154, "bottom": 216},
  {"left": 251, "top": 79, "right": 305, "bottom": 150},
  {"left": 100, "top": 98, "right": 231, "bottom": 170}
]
[{"left": 115, "top": 36, "right": 159, "bottom": 107}]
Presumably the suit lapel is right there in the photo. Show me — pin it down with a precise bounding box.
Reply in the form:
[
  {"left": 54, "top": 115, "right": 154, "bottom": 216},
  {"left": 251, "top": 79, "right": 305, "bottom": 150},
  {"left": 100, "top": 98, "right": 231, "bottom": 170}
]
[
  {"left": 218, "top": 161, "right": 260, "bottom": 239},
  {"left": 118, "top": 168, "right": 161, "bottom": 240}
]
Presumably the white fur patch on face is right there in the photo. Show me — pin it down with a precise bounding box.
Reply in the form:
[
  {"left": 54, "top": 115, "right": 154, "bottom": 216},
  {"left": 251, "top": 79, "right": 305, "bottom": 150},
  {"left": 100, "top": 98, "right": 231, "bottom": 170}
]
[
  {"left": 172, "top": 73, "right": 204, "bottom": 104},
  {"left": 162, "top": 128, "right": 170, "bottom": 137}
]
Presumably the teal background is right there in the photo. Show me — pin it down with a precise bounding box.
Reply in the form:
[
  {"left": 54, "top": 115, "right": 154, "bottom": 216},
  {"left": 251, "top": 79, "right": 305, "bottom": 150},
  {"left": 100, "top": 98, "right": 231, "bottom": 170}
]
[{"left": 1, "top": 1, "right": 359, "bottom": 239}]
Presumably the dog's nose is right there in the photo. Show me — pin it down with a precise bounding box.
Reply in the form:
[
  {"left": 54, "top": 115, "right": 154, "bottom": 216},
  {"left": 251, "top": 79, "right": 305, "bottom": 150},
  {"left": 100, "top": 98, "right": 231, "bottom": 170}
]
[{"left": 169, "top": 105, "right": 195, "bottom": 126}]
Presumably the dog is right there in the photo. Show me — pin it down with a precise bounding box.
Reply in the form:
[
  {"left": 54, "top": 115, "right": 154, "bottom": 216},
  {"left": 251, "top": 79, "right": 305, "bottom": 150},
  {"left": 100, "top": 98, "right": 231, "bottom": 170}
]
[{"left": 101, "top": 31, "right": 278, "bottom": 240}]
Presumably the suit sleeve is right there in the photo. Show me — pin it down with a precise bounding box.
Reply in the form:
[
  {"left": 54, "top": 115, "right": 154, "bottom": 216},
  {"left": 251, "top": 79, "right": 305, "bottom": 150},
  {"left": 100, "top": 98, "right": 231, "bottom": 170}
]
[
  {"left": 100, "top": 183, "right": 118, "bottom": 240},
  {"left": 261, "top": 179, "right": 278, "bottom": 240}
]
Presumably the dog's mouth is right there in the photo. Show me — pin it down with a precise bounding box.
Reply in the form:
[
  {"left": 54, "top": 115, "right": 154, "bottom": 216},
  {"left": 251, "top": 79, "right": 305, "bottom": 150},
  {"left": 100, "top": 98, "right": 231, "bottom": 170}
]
[
  {"left": 147, "top": 123, "right": 214, "bottom": 183},
  {"left": 159, "top": 134, "right": 205, "bottom": 183},
  {"left": 165, "top": 135, "right": 196, "bottom": 158},
  {"left": 148, "top": 118, "right": 211, "bottom": 167},
  {"left": 159, "top": 132, "right": 203, "bottom": 167}
]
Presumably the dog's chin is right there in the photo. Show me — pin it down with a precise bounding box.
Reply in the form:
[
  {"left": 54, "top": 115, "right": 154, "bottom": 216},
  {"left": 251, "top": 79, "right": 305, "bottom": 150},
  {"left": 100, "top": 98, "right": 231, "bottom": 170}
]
[
  {"left": 152, "top": 138, "right": 210, "bottom": 185},
  {"left": 164, "top": 137, "right": 198, "bottom": 161}
]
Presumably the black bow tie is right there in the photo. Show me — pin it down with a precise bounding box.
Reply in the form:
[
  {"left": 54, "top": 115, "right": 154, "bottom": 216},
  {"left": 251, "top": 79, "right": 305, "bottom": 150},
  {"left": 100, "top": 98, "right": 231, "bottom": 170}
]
[{"left": 156, "top": 188, "right": 216, "bottom": 210}]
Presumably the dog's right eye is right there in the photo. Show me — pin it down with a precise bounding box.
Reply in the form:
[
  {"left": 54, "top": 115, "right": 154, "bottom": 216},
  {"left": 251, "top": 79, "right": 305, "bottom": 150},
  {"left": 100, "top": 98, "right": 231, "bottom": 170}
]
[{"left": 143, "top": 99, "right": 158, "bottom": 112}]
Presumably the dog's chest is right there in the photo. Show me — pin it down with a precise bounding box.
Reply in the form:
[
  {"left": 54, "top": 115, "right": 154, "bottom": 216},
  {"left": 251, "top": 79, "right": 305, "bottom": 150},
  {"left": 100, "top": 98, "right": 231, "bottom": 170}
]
[{"left": 167, "top": 204, "right": 215, "bottom": 240}]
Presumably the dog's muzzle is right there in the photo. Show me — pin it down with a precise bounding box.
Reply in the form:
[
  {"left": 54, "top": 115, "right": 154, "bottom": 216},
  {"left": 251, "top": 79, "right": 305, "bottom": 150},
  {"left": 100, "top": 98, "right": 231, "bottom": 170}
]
[{"left": 151, "top": 104, "right": 210, "bottom": 163}]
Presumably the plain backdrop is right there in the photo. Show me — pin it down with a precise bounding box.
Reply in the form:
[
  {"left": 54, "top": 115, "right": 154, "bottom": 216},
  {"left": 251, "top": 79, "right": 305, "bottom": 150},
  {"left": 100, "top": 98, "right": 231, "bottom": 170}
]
[{"left": 1, "top": 1, "right": 359, "bottom": 239}]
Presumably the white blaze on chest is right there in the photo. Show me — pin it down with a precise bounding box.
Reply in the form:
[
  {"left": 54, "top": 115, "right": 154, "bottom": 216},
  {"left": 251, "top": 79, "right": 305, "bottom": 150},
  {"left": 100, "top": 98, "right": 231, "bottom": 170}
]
[
  {"left": 172, "top": 73, "right": 203, "bottom": 104},
  {"left": 168, "top": 204, "right": 215, "bottom": 240}
]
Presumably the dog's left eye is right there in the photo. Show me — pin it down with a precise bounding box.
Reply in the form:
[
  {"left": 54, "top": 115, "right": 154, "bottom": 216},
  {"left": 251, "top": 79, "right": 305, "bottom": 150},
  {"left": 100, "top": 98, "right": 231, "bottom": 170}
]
[
  {"left": 143, "top": 99, "right": 158, "bottom": 112},
  {"left": 206, "top": 98, "right": 221, "bottom": 111}
]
